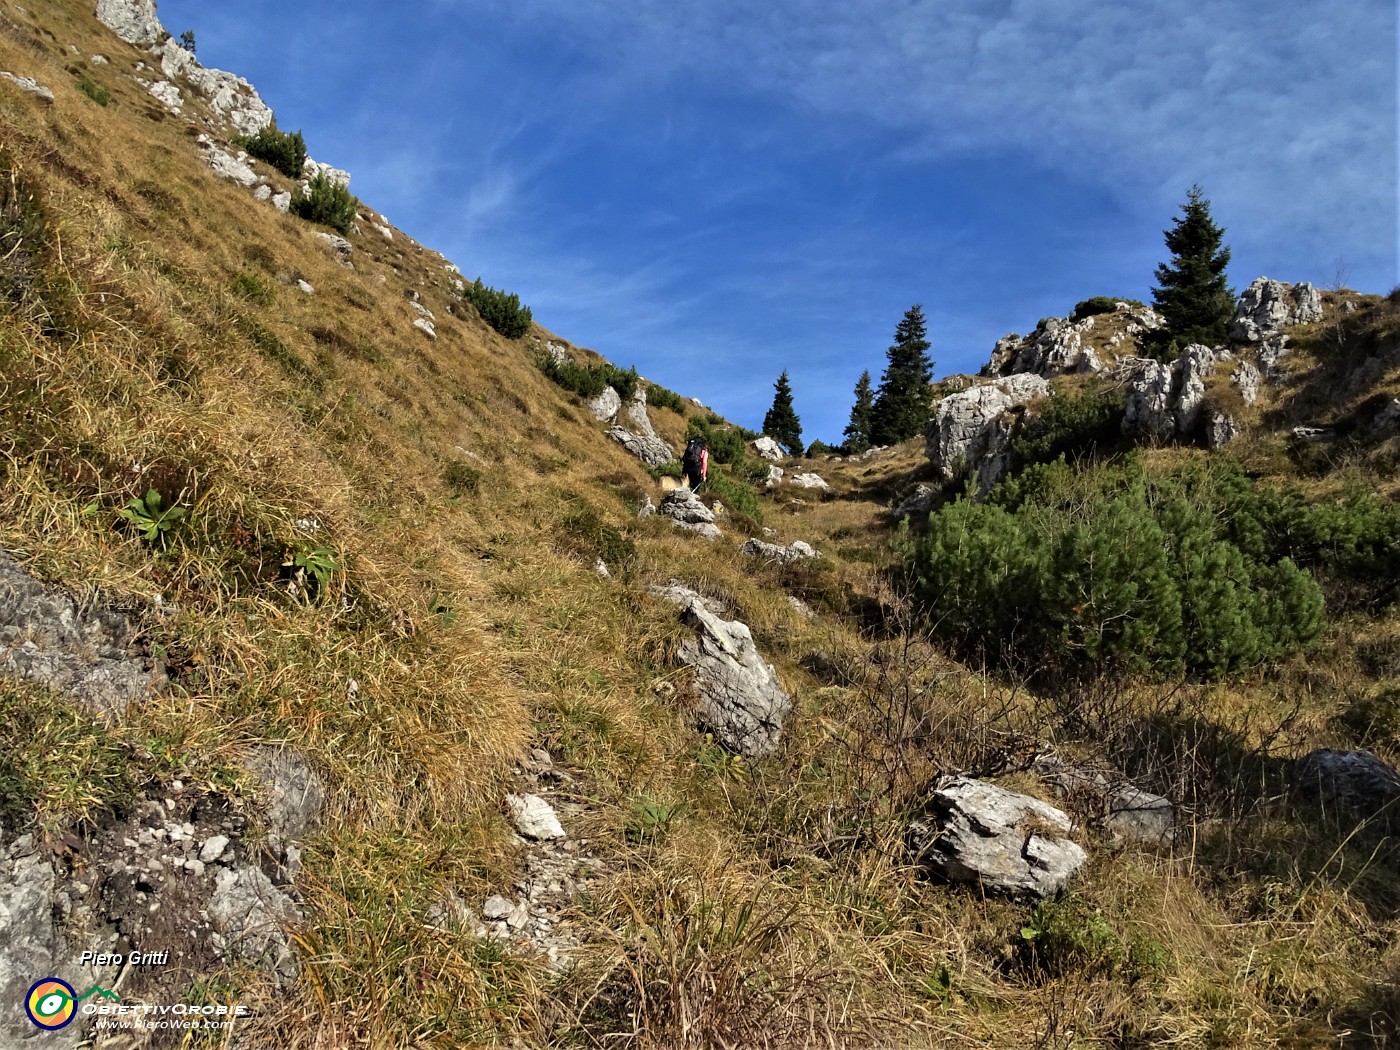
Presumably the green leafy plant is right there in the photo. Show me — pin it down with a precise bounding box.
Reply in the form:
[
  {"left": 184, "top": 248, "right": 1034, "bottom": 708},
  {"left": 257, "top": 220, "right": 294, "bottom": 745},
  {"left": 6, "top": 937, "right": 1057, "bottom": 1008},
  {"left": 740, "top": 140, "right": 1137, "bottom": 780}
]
[
  {"left": 178, "top": 29, "right": 196, "bottom": 55},
  {"left": 463, "top": 278, "right": 532, "bottom": 339},
  {"left": 76, "top": 77, "right": 110, "bottom": 106},
  {"left": 290, "top": 172, "right": 358, "bottom": 235},
  {"left": 116, "top": 489, "right": 187, "bottom": 544},
  {"left": 627, "top": 795, "right": 678, "bottom": 842},
  {"left": 236, "top": 124, "right": 307, "bottom": 180},
  {"left": 284, "top": 546, "right": 339, "bottom": 599},
  {"left": 1016, "top": 900, "right": 1118, "bottom": 979}
]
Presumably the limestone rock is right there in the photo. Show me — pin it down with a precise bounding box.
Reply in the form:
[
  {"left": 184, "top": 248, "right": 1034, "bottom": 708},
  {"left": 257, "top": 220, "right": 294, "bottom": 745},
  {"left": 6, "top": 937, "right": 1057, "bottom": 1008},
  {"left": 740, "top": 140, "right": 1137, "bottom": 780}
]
[
  {"left": 657, "top": 488, "right": 721, "bottom": 539},
  {"left": 146, "top": 78, "right": 182, "bottom": 113},
  {"left": 638, "top": 495, "right": 656, "bottom": 519},
  {"left": 1294, "top": 749, "right": 1400, "bottom": 812},
  {"left": 789, "top": 472, "right": 830, "bottom": 491},
  {"left": 981, "top": 334, "right": 1022, "bottom": 376},
  {"left": 1010, "top": 316, "right": 1097, "bottom": 376},
  {"left": 1232, "top": 361, "right": 1263, "bottom": 405},
  {"left": 1173, "top": 344, "right": 1226, "bottom": 436},
  {"left": 210, "top": 866, "right": 300, "bottom": 985},
  {"left": 413, "top": 318, "right": 437, "bottom": 339},
  {"left": 1119, "top": 358, "right": 1176, "bottom": 442},
  {"left": 296, "top": 279, "right": 314, "bottom": 295},
  {"left": 0, "top": 71, "right": 54, "bottom": 102},
  {"left": 607, "top": 425, "right": 674, "bottom": 468},
  {"left": 1291, "top": 426, "right": 1335, "bottom": 443},
  {"left": 95, "top": 0, "right": 163, "bottom": 45},
  {"left": 314, "top": 232, "right": 354, "bottom": 268},
  {"left": 751, "top": 436, "right": 784, "bottom": 461},
  {"left": 586, "top": 386, "right": 621, "bottom": 422},
  {"left": 740, "top": 538, "right": 817, "bottom": 563},
  {"left": 0, "top": 550, "right": 163, "bottom": 719},
  {"left": 907, "top": 776, "right": 1086, "bottom": 899},
  {"left": 1104, "top": 786, "right": 1174, "bottom": 845},
  {"left": 892, "top": 484, "right": 936, "bottom": 521},
  {"left": 90, "top": 54, "right": 109, "bottom": 64},
  {"left": 622, "top": 389, "right": 661, "bottom": 441},
  {"left": 271, "top": 190, "right": 292, "bottom": 214},
  {"left": 303, "top": 158, "right": 351, "bottom": 190},
  {"left": 764, "top": 464, "right": 784, "bottom": 490},
  {"left": 253, "top": 183, "right": 272, "bottom": 202},
  {"left": 506, "top": 794, "right": 566, "bottom": 841},
  {"left": 663, "top": 593, "right": 794, "bottom": 758},
  {"left": 1232, "top": 277, "right": 1323, "bottom": 342},
  {"left": 242, "top": 746, "right": 324, "bottom": 848},
  {"left": 195, "top": 135, "right": 257, "bottom": 187},
  {"left": 1204, "top": 407, "right": 1238, "bottom": 449},
  {"left": 924, "top": 373, "right": 1049, "bottom": 484}
]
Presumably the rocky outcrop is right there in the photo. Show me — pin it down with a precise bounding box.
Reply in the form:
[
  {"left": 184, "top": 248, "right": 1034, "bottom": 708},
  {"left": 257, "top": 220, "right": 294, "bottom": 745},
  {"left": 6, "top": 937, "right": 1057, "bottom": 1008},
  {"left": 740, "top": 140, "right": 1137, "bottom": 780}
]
[
  {"left": 242, "top": 745, "right": 323, "bottom": 875},
  {"left": 924, "top": 373, "right": 1049, "bottom": 486},
  {"left": 1173, "top": 344, "right": 1229, "bottom": 435},
  {"left": 608, "top": 425, "right": 675, "bottom": 468},
  {"left": 1204, "top": 408, "right": 1238, "bottom": 450},
  {"left": 1119, "top": 357, "right": 1176, "bottom": 442},
  {"left": 1010, "top": 316, "right": 1097, "bottom": 376},
  {"left": 315, "top": 232, "right": 354, "bottom": 268},
  {"left": 658, "top": 488, "right": 721, "bottom": 539},
  {"left": 0, "top": 71, "right": 54, "bottom": 102},
  {"left": 1233, "top": 361, "right": 1262, "bottom": 405},
  {"left": 892, "top": 484, "right": 936, "bottom": 521},
  {"left": 1232, "top": 278, "right": 1323, "bottom": 343},
  {"left": 740, "top": 538, "right": 817, "bottom": 564},
  {"left": 764, "top": 465, "right": 784, "bottom": 490},
  {"left": 622, "top": 389, "right": 662, "bottom": 441},
  {"left": 751, "top": 436, "right": 784, "bottom": 461},
  {"left": 196, "top": 134, "right": 258, "bottom": 187},
  {"left": 303, "top": 158, "right": 351, "bottom": 189},
  {"left": 95, "top": 0, "right": 162, "bottom": 45},
  {"left": 907, "top": 777, "right": 1086, "bottom": 898},
  {"left": 0, "top": 551, "right": 164, "bottom": 719},
  {"left": 1294, "top": 749, "right": 1400, "bottom": 813},
  {"left": 788, "top": 472, "right": 830, "bottom": 491},
  {"left": 654, "top": 585, "right": 793, "bottom": 758},
  {"left": 586, "top": 386, "right": 621, "bottom": 422}
]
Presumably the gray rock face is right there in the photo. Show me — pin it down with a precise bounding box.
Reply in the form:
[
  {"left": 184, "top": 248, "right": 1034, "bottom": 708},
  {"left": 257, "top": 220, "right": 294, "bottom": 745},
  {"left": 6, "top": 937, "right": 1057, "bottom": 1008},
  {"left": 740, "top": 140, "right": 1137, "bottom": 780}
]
[
  {"left": 1372, "top": 398, "right": 1400, "bottom": 434},
  {"left": 1232, "top": 277, "right": 1324, "bottom": 342},
  {"left": 1204, "top": 407, "right": 1238, "bottom": 450},
  {"left": 211, "top": 866, "right": 299, "bottom": 984},
  {"left": 314, "top": 232, "right": 354, "bottom": 268},
  {"left": 907, "top": 776, "right": 1086, "bottom": 899},
  {"left": 242, "top": 746, "right": 324, "bottom": 849},
  {"left": 0, "top": 837, "right": 99, "bottom": 1049},
  {"left": 586, "top": 385, "right": 621, "bottom": 422},
  {"left": 1174, "top": 344, "right": 1227, "bottom": 435},
  {"left": 195, "top": 135, "right": 257, "bottom": 187},
  {"left": 413, "top": 318, "right": 436, "bottom": 339},
  {"left": 146, "top": 78, "right": 182, "bottom": 114},
  {"left": 95, "top": 0, "right": 162, "bottom": 44},
  {"left": 788, "top": 472, "right": 830, "bottom": 491},
  {"left": 0, "top": 71, "right": 54, "bottom": 102},
  {"left": 1232, "top": 361, "right": 1263, "bottom": 405},
  {"left": 506, "top": 794, "right": 566, "bottom": 841},
  {"left": 892, "top": 484, "right": 936, "bottom": 521},
  {"left": 1011, "top": 316, "right": 1097, "bottom": 376},
  {"left": 607, "top": 425, "right": 674, "bottom": 468},
  {"left": 303, "top": 158, "right": 351, "bottom": 189},
  {"left": 924, "top": 373, "right": 1049, "bottom": 484},
  {"left": 654, "top": 588, "right": 793, "bottom": 758},
  {"left": 1119, "top": 357, "right": 1177, "bottom": 442},
  {"left": 0, "top": 551, "right": 163, "bottom": 719},
  {"left": 657, "top": 488, "right": 721, "bottom": 539},
  {"left": 623, "top": 389, "right": 659, "bottom": 439},
  {"left": 271, "top": 190, "right": 292, "bottom": 214},
  {"left": 764, "top": 464, "right": 784, "bottom": 490},
  {"left": 751, "top": 436, "right": 784, "bottom": 461},
  {"left": 740, "top": 538, "right": 817, "bottom": 564},
  {"left": 1294, "top": 749, "right": 1400, "bottom": 812}
]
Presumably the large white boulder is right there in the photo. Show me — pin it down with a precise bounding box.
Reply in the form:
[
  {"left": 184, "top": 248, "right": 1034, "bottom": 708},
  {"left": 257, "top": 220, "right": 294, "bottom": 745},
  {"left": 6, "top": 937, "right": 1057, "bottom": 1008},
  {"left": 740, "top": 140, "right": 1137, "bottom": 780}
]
[{"left": 924, "top": 373, "right": 1049, "bottom": 484}]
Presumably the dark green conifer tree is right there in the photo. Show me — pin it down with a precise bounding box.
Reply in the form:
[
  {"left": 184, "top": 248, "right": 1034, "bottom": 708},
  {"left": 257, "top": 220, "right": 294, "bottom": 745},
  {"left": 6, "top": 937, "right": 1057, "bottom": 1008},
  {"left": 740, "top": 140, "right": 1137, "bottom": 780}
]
[
  {"left": 762, "top": 370, "right": 803, "bottom": 456},
  {"left": 1151, "top": 185, "right": 1235, "bottom": 351},
  {"left": 842, "top": 370, "right": 874, "bottom": 454},
  {"left": 870, "top": 305, "right": 935, "bottom": 446}
]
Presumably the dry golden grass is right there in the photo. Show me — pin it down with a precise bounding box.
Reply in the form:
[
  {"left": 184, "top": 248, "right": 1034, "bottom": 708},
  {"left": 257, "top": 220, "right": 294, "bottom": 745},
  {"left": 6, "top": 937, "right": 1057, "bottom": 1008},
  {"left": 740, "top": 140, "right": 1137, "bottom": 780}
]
[{"left": 2, "top": 6, "right": 1400, "bottom": 1048}]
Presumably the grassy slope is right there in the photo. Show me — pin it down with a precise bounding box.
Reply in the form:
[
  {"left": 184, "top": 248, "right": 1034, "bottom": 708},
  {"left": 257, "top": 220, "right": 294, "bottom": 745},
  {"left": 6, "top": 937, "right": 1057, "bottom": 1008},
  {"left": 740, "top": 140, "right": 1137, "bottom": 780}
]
[{"left": 2, "top": 3, "right": 1400, "bottom": 1047}]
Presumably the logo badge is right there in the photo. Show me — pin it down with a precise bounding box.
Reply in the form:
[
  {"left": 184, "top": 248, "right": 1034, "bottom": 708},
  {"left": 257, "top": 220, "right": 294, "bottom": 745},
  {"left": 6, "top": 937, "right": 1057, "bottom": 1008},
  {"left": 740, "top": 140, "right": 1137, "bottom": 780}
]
[{"left": 26, "top": 978, "right": 78, "bottom": 1030}]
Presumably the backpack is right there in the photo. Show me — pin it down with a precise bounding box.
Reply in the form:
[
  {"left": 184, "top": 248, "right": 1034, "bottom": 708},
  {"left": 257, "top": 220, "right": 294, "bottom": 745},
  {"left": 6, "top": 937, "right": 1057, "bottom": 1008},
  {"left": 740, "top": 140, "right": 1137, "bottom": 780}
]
[{"left": 682, "top": 437, "right": 706, "bottom": 477}]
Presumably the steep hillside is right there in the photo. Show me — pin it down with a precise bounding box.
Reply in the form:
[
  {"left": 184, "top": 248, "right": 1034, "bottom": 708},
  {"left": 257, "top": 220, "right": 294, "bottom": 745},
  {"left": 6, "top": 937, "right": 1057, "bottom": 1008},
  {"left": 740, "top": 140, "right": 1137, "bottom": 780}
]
[{"left": 2, "top": 3, "right": 1399, "bottom": 1049}]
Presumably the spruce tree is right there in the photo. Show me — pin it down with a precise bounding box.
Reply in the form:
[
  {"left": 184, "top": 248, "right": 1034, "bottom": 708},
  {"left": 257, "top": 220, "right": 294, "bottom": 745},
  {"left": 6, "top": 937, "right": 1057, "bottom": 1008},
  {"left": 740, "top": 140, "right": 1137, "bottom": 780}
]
[
  {"left": 1151, "top": 185, "right": 1235, "bottom": 352},
  {"left": 870, "top": 305, "right": 935, "bottom": 446},
  {"left": 762, "top": 370, "right": 803, "bottom": 456},
  {"left": 842, "top": 370, "right": 874, "bottom": 453}
]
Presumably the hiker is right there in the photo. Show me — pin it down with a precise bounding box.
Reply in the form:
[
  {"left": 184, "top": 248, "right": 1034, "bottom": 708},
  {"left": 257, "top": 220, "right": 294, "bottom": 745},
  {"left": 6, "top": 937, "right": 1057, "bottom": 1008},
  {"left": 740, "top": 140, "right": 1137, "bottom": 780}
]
[{"left": 681, "top": 437, "right": 709, "bottom": 491}]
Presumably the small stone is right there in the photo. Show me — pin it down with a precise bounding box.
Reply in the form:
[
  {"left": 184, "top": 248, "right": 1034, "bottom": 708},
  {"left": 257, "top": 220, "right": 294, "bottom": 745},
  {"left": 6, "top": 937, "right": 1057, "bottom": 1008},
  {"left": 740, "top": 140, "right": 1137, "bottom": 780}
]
[
  {"left": 296, "top": 279, "right": 315, "bottom": 295},
  {"left": 200, "top": 835, "right": 230, "bottom": 863},
  {"left": 184, "top": 859, "right": 206, "bottom": 877},
  {"left": 413, "top": 318, "right": 437, "bottom": 339},
  {"left": 253, "top": 184, "right": 272, "bottom": 202},
  {"left": 506, "top": 794, "right": 566, "bottom": 841},
  {"left": 482, "top": 895, "right": 513, "bottom": 920},
  {"left": 164, "top": 798, "right": 176, "bottom": 811}
]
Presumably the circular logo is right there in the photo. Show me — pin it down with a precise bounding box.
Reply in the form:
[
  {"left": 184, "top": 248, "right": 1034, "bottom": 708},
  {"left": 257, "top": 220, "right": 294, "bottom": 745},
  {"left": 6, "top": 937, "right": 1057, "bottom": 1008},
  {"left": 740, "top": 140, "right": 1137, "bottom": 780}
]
[{"left": 26, "top": 978, "right": 77, "bottom": 1030}]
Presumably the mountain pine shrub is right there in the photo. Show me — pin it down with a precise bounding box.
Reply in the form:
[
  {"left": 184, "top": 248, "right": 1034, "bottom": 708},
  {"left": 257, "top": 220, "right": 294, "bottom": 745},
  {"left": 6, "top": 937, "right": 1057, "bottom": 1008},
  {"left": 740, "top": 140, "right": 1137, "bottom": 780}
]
[
  {"left": 290, "top": 171, "right": 357, "bottom": 235},
  {"left": 1004, "top": 384, "right": 1125, "bottom": 472},
  {"left": 237, "top": 125, "right": 307, "bottom": 179},
  {"left": 462, "top": 278, "right": 532, "bottom": 339},
  {"left": 899, "top": 458, "right": 1326, "bottom": 679},
  {"left": 645, "top": 383, "right": 685, "bottom": 413}
]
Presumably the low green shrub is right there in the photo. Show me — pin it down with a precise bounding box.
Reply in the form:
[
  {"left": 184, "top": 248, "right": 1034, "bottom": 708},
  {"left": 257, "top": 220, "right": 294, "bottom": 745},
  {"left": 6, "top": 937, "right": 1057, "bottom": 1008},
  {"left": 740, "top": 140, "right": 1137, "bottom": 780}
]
[
  {"left": 1070, "top": 296, "right": 1137, "bottom": 322},
  {"left": 76, "top": 78, "right": 110, "bottom": 106},
  {"left": 685, "top": 417, "right": 746, "bottom": 465},
  {"left": 1005, "top": 384, "right": 1124, "bottom": 472},
  {"left": 1016, "top": 900, "right": 1118, "bottom": 980},
  {"left": 229, "top": 270, "right": 275, "bottom": 305},
  {"left": 704, "top": 468, "right": 763, "bottom": 525},
  {"left": 290, "top": 172, "right": 358, "bottom": 235},
  {"left": 558, "top": 501, "right": 635, "bottom": 571},
  {"left": 463, "top": 278, "right": 532, "bottom": 339},
  {"left": 236, "top": 124, "right": 307, "bottom": 179},
  {"left": 536, "top": 352, "right": 637, "bottom": 401},
  {"left": 900, "top": 458, "right": 1327, "bottom": 679},
  {"left": 645, "top": 383, "right": 685, "bottom": 413},
  {"left": 442, "top": 460, "right": 481, "bottom": 496}
]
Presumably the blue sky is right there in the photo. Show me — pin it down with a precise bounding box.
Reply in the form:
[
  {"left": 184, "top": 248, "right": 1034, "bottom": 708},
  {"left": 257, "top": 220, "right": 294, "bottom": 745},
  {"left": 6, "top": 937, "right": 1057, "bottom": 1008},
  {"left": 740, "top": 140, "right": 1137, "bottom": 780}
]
[{"left": 155, "top": 0, "right": 1397, "bottom": 444}]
